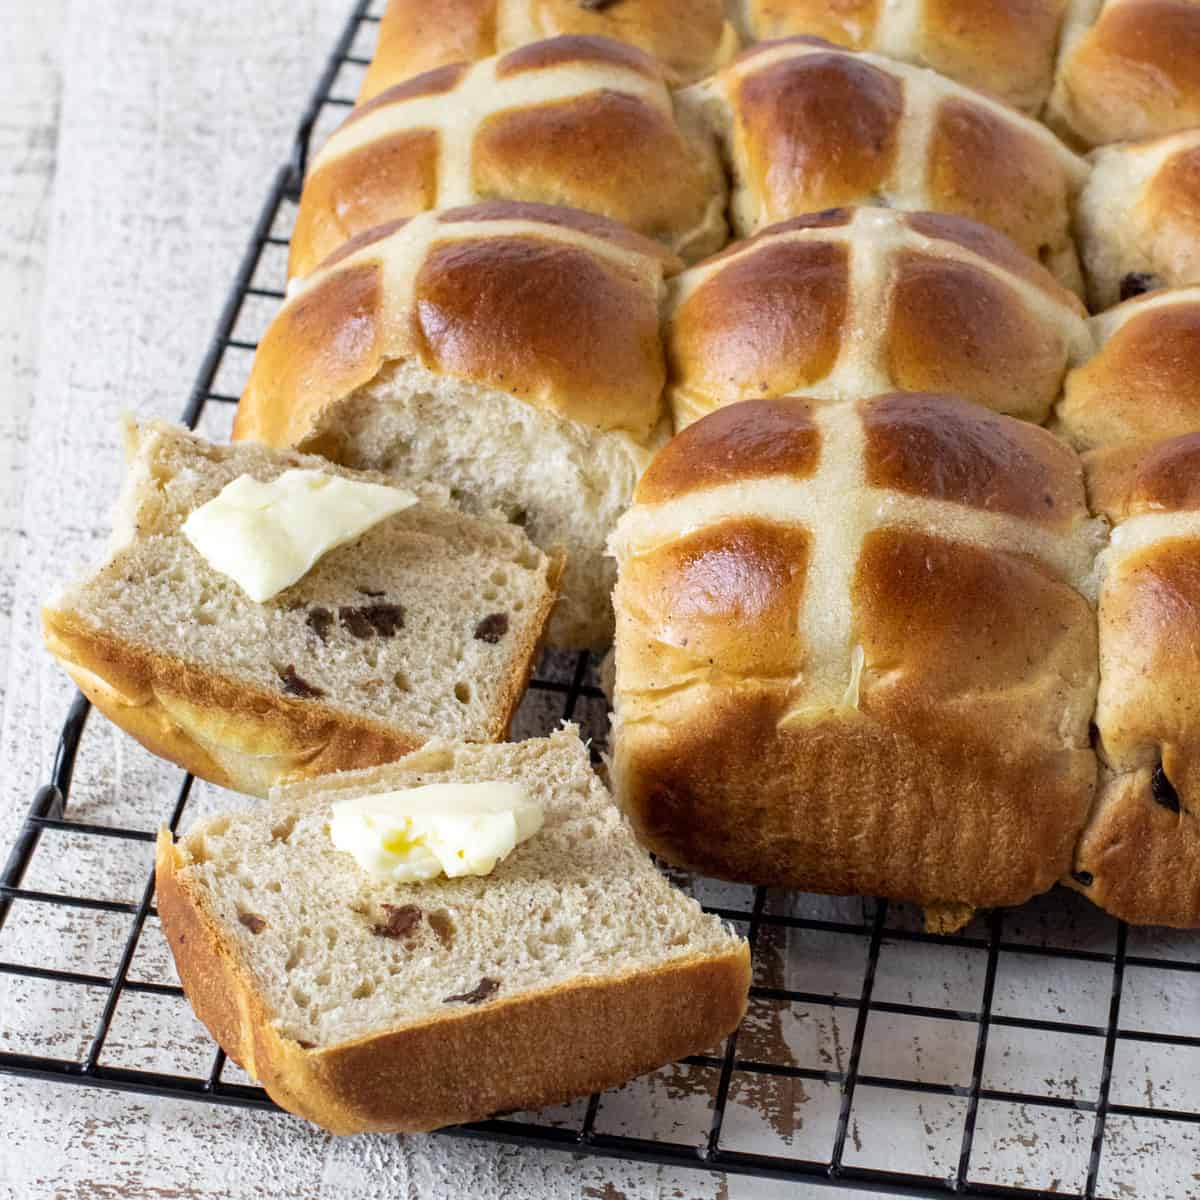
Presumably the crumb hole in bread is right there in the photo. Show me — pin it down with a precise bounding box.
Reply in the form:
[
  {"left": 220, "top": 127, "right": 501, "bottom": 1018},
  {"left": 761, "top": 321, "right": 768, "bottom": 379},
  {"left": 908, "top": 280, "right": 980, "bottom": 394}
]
[
  {"left": 195, "top": 610, "right": 216, "bottom": 626},
  {"left": 351, "top": 978, "right": 375, "bottom": 1000},
  {"left": 285, "top": 945, "right": 304, "bottom": 972},
  {"left": 265, "top": 880, "right": 282, "bottom": 893},
  {"left": 207, "top": 817, "right": 231, "bottom": 839},
  {"left": 270, "top": 814, "right": 298, "bottom": 843},
  {"left": 393, "top": 670, "right": 410, "bottom": 692},
  {"left": 453, "top": 681, "right": 472, "bottom": 704},
  {"left": 482, "top": 587, "right": 498, "bottom": 602},
  {"left": 291, "top": 986, "right": 310, "bottom": 1009},
  {"left": 489, "top": 568, "right": 508, "bottom": 587},
  {"left": 314, "top": 970, "right": 331, "bottom": 987},
  {"left": 325, "top": 927, "right": 339, "bottom": 949}
]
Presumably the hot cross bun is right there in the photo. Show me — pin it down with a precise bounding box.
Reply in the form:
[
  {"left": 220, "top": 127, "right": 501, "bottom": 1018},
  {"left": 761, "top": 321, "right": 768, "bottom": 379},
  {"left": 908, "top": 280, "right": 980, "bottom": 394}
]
[
  {"left": 664, "top": 208, "right": 1091, "bottom": 431},
  {"left": 611, "top": 393, "right": 1103, "bottom": 930},
  {"left": 677, "top": 38, "right": 1088, "bottom": 289},
  {"left": 291, "top": 36, "right": 726, "bottom": 278},
  {"left": 359, "top": 0, "right": 739, "bottom": 99},
  {"left": 1070, "top": 435, "right": 1200, "bottom": 925},
  {"left": 1074, "top": 130, "right": 1200, "bottom": 311},
  {"left": 236, "top": 202, "right": 679, "bottom": 650},
  {"left": 1056, "top": 288, "right": 1200, "bottom": 450},
  {"left": 730, "top": 0, "right": 1067, "bottom": 113},
  {"left": 1047, "top": 0, "right": 1200, "bottom": 148}
]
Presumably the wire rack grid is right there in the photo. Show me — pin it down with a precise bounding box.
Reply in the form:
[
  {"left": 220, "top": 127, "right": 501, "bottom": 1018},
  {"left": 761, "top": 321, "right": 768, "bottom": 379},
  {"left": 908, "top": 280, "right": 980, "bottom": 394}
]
[{"left": 1, "top": 3, "right": 1199, "bottom": 1197}]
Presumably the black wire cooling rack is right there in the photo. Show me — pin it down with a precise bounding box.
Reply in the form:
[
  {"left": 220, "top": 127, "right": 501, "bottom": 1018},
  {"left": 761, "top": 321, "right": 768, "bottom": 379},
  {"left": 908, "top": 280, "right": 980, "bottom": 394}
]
[{"left": 3, "top": 3, "right": 1199, "bottom": 1196}]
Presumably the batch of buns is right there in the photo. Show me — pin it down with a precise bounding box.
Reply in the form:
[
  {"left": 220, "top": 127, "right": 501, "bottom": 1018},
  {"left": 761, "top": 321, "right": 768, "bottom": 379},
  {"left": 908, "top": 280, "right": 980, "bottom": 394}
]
[{"left": 41, "top": 0, "right": 1200, "bottom": 1135}]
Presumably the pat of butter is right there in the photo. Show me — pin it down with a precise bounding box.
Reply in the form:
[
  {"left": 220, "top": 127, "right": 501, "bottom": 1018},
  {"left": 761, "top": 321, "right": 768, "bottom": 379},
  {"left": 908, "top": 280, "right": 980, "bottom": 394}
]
[
  {"left": 328, "top": 782, "right": 544, "bottom": 882},
  {"left": 182, "top": 469, "right": 417, "bottom": 602}
]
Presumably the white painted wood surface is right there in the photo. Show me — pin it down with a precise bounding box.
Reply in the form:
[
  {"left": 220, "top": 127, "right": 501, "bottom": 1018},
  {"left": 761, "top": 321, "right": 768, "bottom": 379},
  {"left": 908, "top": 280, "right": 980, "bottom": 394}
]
[{"left": 0, "top": 3, "right": 1195, "bottom": 1198}]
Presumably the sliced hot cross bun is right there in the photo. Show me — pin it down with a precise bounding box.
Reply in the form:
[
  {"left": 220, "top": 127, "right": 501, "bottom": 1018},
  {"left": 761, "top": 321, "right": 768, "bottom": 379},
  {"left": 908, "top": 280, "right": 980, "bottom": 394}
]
[
  {"left": 1046, "top": 0, "right": 1200, "bottom": 149},
  {"left": 359, "top": 0, "right": 739, "bottom": 100},
  {"left": 728, "top": 0, "right": 1067, "bottom": 114},
  {"left": 1069, "top": 435, "right": 1200, "bottom": 926},
  {"left": 1056, "top": 287, "right": 1200, "bottom": 450},
  {"left": 676, "top": 37, "right": 1088, "bottom": 290},
  {"left": 664, "top": 208, "right": 1092, "bottom": 431},
  {"left": 291, "top": 36, "right": 726, "bottom": 279},
  {"left": 235, "top": 202, "right": 678, "bottom": 651},
  {"left": 610, "top": 394, "right": 1104, "bottom": 931},
  {"left": 1074, "top": 130, "right": 1200, "bottom": 311}
]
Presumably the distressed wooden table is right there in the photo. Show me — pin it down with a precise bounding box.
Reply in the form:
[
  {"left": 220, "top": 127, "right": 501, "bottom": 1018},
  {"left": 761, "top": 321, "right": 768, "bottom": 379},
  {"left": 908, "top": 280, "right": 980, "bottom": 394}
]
[{"left": 1, "top": 4, "right": 1192, "bottom": 1199}]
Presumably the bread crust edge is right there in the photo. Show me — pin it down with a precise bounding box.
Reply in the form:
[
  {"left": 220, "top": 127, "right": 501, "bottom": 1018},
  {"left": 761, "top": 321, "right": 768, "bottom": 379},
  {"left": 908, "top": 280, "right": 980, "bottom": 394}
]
[
  {"left": 41, "top": 603, "right": 549, "bottom": 797},
  {"left": 155, "top": 829, "right": 751, "bottom": 1133}
]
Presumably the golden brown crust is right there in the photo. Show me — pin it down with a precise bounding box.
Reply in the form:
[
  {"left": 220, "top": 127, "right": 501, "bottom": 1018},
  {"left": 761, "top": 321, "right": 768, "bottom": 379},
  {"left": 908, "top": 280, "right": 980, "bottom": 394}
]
[
  {"left": 233, "top": 262, "right": 385, "bottom": 450},
  {"left": 358, "top": 0, "right": 735, "bottom": 99},
  {"left": 1143, "top": 138, "right": 1200, "bottom": 246},
  {"left": 1094, "top": 535, "right": 1200, "bottom": 783},
  {"left": 42, "top": 610, "right": 425, "bottom": 796},
  {"left": 1048, "top": 0, "right": 1200, "bottom": 147},
  {"left": 702, "top": 39, "right": 1084, "bottom": 281},
  {"left": 743, "top": 0, "right": 1064, "bottom": 111},
  {"left": 411, "top": 237, "right": 664, "bottom": 428},
  {"left": 433, "top": 199, "right": 682, "bottom": 266},
  {"left": 494, "top": 32, "right": 661, "bottom": 77},
  {"left": 665, "top": 210, "right": 1088, "bottom": 429},
  {"left": 666, "top": 238, "right": 848, "bottom": 416},
  {"left": 884, "top": 253, "right": 1075, "bottom": 423},
  {"left": 292, "top": 41, "right": 725, "bottom": 277},
  {"left": 468, "top": 92, "right": 722, "bottom": 255},
  {"left": 925, "top": 98, "right": 1074, "bottom": 270},
  {"left": 359, "top": 0, "right": 496, "bottom": 101},
  {"left": 1059, "top": 294, "right": 1200, "bottom": 452},
  {"left": 613, "top": 394, "right": 1099, "bottom": 918},
  {"left": 862, "top": 392, "right": 1085, "bottom": 528},
  {"left": 155, "top": 830, "right": 751, "bottom": 1133},
  {"left": 1069, "top": 770, "right": 1200, "bottom": 928},
  {"left": 289, "top": 134, "right": 440, "bottom": 280},
  {"left": 614, "top": 681, "right": 1094, "bottom": 912},
  {"left": 619, "top": 519, "right": 812, "bottom": 680},
  {"left": 1085, "top": 433, "right": 1200, "bottom": 521},
  {"left": 636, "top": 397, "right": 820, "bottom": 504},
  {"left": 236, "top": 204, "right": 673, "bottom": 452},
  {"left": 733, "top": 49, "right": 903, "bottom": 216},
  {"left": 350, "top": 63, "right": 471, "bottom": 121},
  {"left": 902, "top": 212, "right": 1080, "bottom": 306}
]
